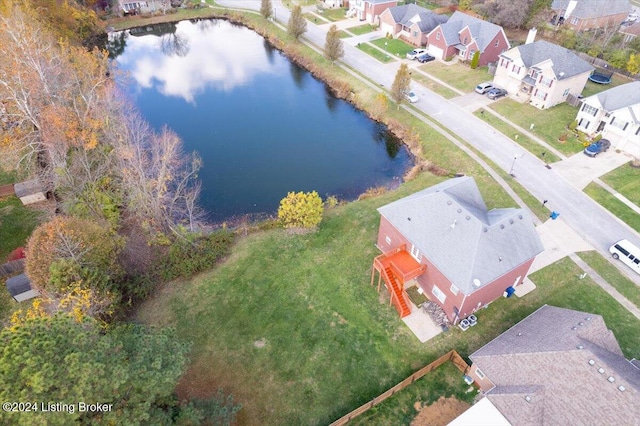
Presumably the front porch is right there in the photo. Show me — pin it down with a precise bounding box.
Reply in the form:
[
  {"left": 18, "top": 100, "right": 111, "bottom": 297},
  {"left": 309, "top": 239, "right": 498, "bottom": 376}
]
[{"left": 371, "top": 245, "right": 426, "bottom": 318}]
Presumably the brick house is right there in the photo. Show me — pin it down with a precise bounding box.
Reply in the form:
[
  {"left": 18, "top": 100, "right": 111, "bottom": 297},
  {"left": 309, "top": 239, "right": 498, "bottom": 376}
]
[
  {"left": 551, "top": 0, "right": 631, "bottom": 31},
  {"left": 346, "top": 0, "right": 397, "bottom": 24},
  {"left": 372, "top": 176, "right": 543, "bottom": 324},
  {"left": 575, "top": 81, "right": 640, "bottom": 156},
  {"left": 425, "top": 11, "right": 509, "bottom": 65},
  {"left": 379, "top": 4, "right": 448, "bottom": 47},
  {"left": 492, "top": 40, "right": 593, "bottom": 110},
  {"left": 620, "top": 21, "right": 640, "bottom": 43},
  {"left": 462, "top": 305, "right": 640, "bottom": 425}
]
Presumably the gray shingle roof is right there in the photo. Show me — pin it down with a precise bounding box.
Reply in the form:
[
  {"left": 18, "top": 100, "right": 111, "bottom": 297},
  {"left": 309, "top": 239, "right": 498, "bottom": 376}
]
[
  {"left": 6, "top": 273, "right": 32, "bottom": 297},
  {"left": 509, "top": 40, "right": 594, "bottom": 80},
  {"left": 593, "top": 81, "right": 640, "bottom": 112},
  {"left": 437, "top": 11, "right": 505, "bottom": 52},
  {"left": 387, "top": 4, "right": 448, "bottom": 33},
  {"left": 469, "top": 305, "right": 640, "bottom": 425},
  {"left": 377, "top": 176, "right": 543, "bottom": 294},
  {"left": 552, "top": 0, "right": 631, "bottom": 19}
]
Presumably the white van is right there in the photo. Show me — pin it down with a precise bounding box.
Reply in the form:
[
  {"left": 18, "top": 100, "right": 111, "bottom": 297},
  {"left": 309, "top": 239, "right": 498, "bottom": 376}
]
[{"left": 609, "top": 239, "right": 640, "bottom": 275}]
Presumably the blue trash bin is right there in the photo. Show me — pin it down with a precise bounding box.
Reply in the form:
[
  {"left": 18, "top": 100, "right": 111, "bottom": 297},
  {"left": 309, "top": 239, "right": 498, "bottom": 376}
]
[{"left": 550, "top": 211, "right": 560, "bottom": 220}]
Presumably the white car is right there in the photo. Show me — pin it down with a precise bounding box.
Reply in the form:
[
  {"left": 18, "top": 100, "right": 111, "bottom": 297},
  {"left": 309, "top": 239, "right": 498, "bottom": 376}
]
[
  {"left": 404, "top": 91, "right": 419, "bottom": 103},
  {"left": 406, "top": 49, "right": 427, "bottom": 60},
  {"left": 475, "top": 82, "right": 494, "bottom": 94}
]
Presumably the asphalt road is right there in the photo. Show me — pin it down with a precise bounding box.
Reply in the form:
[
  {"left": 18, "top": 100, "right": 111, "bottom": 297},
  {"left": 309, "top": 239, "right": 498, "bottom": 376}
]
[{"left": 218, "top": 0, "right": 640, "bottom": 285}]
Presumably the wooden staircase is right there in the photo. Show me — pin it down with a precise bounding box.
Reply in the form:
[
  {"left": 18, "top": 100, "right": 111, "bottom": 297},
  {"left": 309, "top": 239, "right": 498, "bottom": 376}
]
[{"left": 382, "top": 267, "right": 410, "bottom": 318}]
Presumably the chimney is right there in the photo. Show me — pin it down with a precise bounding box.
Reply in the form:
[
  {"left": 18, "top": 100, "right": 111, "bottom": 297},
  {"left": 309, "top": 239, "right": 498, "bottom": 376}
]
[{"left": 525, "top": 28, "right": 537, "bottom": 44}]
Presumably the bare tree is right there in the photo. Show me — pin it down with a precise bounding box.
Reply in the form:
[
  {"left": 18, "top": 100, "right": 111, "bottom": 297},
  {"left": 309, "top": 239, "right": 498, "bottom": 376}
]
[
  {"left": 390, "top": 63, "right": 411, "bottom": 108},
  {"left": 287, "top": 5, "right": 307, "bottom": 40},
  {"left": 260, "top": 0, "right": 273, "bottom": 19},
  {"left": 324, "top": 24, "right": 344, "bottom": 63}
]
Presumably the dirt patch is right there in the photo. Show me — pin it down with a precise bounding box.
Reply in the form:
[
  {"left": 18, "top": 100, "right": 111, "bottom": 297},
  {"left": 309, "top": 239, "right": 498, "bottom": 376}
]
[{"left": 410, "top": 396, "right": 470, "bottom": 426}]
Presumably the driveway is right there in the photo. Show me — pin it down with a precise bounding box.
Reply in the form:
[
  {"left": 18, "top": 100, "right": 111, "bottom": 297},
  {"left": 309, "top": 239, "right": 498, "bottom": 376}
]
[
  {"left": 450, "top": 92, "right": 497, "bottom": 113},
  {"left": 552, "top": 149, "right": 633, "bottom": 190}
]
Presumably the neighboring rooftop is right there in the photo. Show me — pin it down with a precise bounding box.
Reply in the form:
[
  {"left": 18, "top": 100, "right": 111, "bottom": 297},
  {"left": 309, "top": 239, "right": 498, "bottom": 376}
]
[
  {"left": 471, "top": 305, "right": 640, "bottom": 426},
  {"left": 437, "top": 11, "right": 506, "bottom": 52},
  {"left": 386, "top": 4, "right": 448, "bottom": 33},
  {"left": 551, "top": 0, "right": 631, "bottom": 19},
  {"left": 377, "top": 176, "right": 543, "bottom": 294},
  {"left": 505, "top": 40, "right": 594, "bottom": 80},
  {"left": 591, "top": 81, "right": 640, "bottom": 112}
]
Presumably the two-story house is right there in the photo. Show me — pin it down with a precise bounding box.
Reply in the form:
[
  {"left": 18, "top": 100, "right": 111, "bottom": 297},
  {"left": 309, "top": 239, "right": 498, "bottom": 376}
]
[
  {"left": 379, "top": 4, "right": 448, "bottom": 46},
  {"left": 346, "top": 0, "right": 397, "bottom": 24},
  {"left": 492, "top": 40, "right": 593, "bottom": 109},
  {"left": 425, "top": 11, "right": 509, "bottom": 66},
  {"left": 575, "top": 81, "right": 640, "bottom": 156},
  {"left": 552, "top": 0, "right": 631, "bottom": 31}
]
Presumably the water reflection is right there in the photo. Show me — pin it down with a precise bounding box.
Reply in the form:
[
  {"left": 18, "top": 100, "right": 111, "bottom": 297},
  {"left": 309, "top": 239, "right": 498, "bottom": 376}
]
[{"left": 112, "top": 19, "right": 283, "bottom": 103}]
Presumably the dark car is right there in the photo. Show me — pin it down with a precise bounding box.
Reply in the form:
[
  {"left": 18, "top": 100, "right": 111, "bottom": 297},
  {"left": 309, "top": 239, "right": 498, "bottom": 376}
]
[
  {"left": 486, "top": 88, "right": 507, "bottom": 100},
  {"left": 417, "top": 53, "right": 435, "bottom": 63},
  {"left": 584, "top": 139, "right": 611, "bottom": 157}
]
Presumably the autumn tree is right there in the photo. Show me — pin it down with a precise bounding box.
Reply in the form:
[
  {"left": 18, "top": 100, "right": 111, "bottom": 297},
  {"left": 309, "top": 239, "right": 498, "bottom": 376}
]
[
  {"left": 288, "top": 5, "right": 307, "bottom": 40},
  {"left": 325, "top": 24, "right": 345, "bottom": 63},
  {"left": 260, "top": 0, "right": 273, "bottom": 19},
  {"left": 390, "top": 63, "right": 411, "bottom": 109},
  {"left": 25, "top": 216, "right": 124, "bottom": 315},
  {"left": 477, "top": 0, "right": 533, "bottom": 29},
  {"left": 0, "top": 314, "right": 191, "bottom": 425},
  {"left": 627, "top": 53, "right": 640, "bottom": 75},
  {"left": 278, "top": 191, "right": 324, "bottom": 229}
]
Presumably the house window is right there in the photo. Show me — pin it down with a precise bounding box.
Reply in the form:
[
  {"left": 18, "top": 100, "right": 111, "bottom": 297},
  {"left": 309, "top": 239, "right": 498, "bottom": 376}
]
[
  {"left": 436, "top": 32, "right": 440, "bottom": 40},
  {"left": 410, "top": 244, "right": 421, "bottom": 261},
  {"left": 432, "top": 285, "right": 446, "bottom": 304},
  {"left": 563, "top": 88, "right": 570, "bottom": 96},
  {"left": 581, "top": 103, "right": 598, "bottom": 117},
  {"left": 610, "top": 117, "right": 629, "bottom": 130},
  {"left": 571, "top": 16, "right": 579, "bottom": 25},
  {"left": 494, "top": 39, "right": 499, "bottom": 47},
  {"left": 450, "top": 284, "right": 459, "bottom": 295},
  {"left": 385, "top": 236, "right": 391, "bottom": 245},
  {"left": 530, "top": 69, "right": 539, "bottom": 79},
  {"left": 535, "top": 90, "right": 546, "bottom": 100},
  {"left": 476, "top": 367, "right": 485, "bottom": 380},
  {"left": 413, "top": 31, "right": 418, "bottom": 37},
  {"left": 463, "top": 36, "right": 468, "bottom": 44},
  {"left": 578, "top": 118, "right": 590, "bottom": 129},
  {"left": 636, "top": 126, "right": 640, "bottom": 136},
  {"left": 540, "top": 76, "right": 553, "bottom": 87},
  {"left": 512, "top": 64, "right": 521, "bottom": 74}
]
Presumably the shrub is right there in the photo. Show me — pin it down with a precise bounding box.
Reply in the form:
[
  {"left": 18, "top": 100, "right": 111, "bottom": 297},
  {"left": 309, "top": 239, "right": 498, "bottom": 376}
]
[
  {"left": 160, "top": 231, "right": 235, "bottom": 281},
  {"left": 593, "top": 134, "right": 602, "bottom": 142},
  {"left": 568, "top": 120, "right": 578, "bottom": 132},
  {"left": 278, "top": 191, "right": 324, "bottom": 229},
  {"left": 470, "top": 50, "right": 480, "bottom": 69}
]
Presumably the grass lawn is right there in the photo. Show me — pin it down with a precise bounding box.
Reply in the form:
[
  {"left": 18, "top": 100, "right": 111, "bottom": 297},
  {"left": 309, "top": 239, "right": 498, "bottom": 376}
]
[
  {"left": 348, "top": 23, "right": 377, "bottom": 36},
  {"left": 137, "top": 186, "right": 640, "bottom": 425},
  {"left": 319, "top": 7, "right": 348, "bottom": 22},
  {"left": 304, "top": 13, "right": 326, "bottom": 24},
  {"left": 584, "top": 182, "right": 640, "bottom": 234},
  {"left": 577, "top": 251, "right": 640, "bottom": 308},
  {"left": 581, "top": 73, "right": 632, "bottom": 98},
  {"left": 474, "top": 109, "right": 562, "bottom": 164},
  {"left": 350, "top": 362, "right": 476, "bottom": 425},
  {"left": 490, "top": 100, "right": 585, "bottom": 156},
  {"left": 370, "top": 37, "right": 414, "bottom": 58},
  {"left": 600, "top": 161, "right": 640, "bottom": 207},
  {"left": 419, "top": 62, "right": 491, "bottom": 93},
  {"left": 358, "top": 42, "right": 397, "bottom": 63},
  {"left": 411, "top": 73, "right": 459, "bottom": 99},
  {"left": 338, "top": 30, "right": 351, "bottom": 38}
]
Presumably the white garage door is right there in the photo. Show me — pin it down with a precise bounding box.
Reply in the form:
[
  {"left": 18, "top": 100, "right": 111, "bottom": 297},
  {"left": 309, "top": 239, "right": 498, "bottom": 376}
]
[
  {"left": 428, "top": 45, "right": 444, "bottom": 60},
  {"left": 380, "top": 23, "right": 394, "bottom": 37}
]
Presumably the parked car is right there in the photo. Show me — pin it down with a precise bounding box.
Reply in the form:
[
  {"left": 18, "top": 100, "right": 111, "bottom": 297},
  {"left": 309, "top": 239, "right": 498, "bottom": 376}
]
[
  {"left": 475, "top": 82, "right": 494, "bottom": 94},
  {"left": 584, "top": 139, "right": 611, "bottom": 157},
  {"left": 404, "top": 91, "right": 419, "bottom": 103},
  {"left": 417, "top": 53, "right": 435, "bottom": 63},
  {"left": 406, "top": 49, "right": 427, "bottom": 60},
  {"left": 487, "top": 87, "right": 508, "bottom": 100}
]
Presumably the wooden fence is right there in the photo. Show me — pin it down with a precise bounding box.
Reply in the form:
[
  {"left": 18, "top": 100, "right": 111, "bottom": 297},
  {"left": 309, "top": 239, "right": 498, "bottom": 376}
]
[
  {"left": 574, "top": 51, "right": 638, "bottom": 80},
  {"left": 0, "top": 259, "right": 25, "bottom": 278},
  {"left": 329, "top": 350, "right": 470, "bottom": 426}
]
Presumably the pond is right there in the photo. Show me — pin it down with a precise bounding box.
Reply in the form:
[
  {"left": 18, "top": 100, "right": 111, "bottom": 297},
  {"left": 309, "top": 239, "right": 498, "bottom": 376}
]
[{"left": 110, "top": 19, "right": 411, "bottom": 222}]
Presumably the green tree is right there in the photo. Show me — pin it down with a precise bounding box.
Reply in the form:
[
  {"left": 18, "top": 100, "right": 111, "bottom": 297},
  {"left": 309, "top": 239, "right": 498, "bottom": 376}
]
[
  {"left": 627, "top": 53, "right": 640, "bottom": 75},
  {"left": 470, "top": 50, "right": 480, "bottom": 69},
  {"left": 0, "top": 314, "right": 189, "bottom": 425},
  {"left": 605, "top": 49, "right": 629, "bottom": 69},
  {"left": 278, "top": 191, "right": 323, "bottom": 229},
  {"left": 260, "top": 0, "right": 272, "bottom": 19},
  {"left": 390, "top": 63, "right": 411, "bottom": 109},
  {"left": 458, "top": 0, "right": 473, "bottom": 11},
  {"left": 324, "top": 24, "right": 344, "bottom": 63},
  {"left": 287, "top": 5, "right": 307, "bottom": 40}
]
